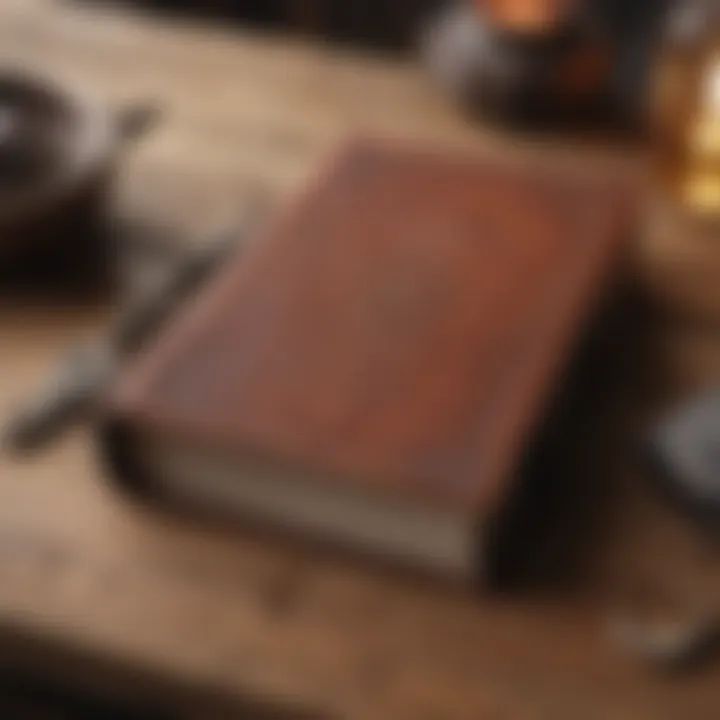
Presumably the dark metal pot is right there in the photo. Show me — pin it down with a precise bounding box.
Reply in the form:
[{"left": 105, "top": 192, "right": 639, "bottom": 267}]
[
  {"left": 421, "top": 1, "right": 616, "bottom": 127},
  {"left": 0, "top": 69, "right": 157, "bottom": 289}
]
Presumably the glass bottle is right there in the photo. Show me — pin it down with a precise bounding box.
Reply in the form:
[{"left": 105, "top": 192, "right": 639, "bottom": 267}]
[{"left": 652, "top": 0, "right": 720, "bottom": 216}]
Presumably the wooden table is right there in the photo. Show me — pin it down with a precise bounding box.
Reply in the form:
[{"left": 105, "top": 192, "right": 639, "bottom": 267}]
[{"left": 2, "top": 1, "right": 720, "bottom": 717}]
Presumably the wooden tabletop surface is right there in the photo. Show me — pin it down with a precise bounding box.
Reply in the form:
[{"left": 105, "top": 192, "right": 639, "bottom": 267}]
[{"left": 2, "top": 2, "right": 720, "bottom": 718}]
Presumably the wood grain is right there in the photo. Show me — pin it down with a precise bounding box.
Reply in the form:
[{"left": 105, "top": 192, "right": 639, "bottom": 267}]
[{"left": 1, "top": 2, "right": 719, "bottom": 719}]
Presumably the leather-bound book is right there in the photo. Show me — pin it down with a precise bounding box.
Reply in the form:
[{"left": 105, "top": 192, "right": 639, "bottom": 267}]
[{"left": 101, "top": 138, "right": 629, "bottom": 582}]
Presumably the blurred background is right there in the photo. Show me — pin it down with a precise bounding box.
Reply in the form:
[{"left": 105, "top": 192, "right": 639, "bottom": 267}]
[{"left": 3, "top": 1, "right": 720, "bottom": 718}]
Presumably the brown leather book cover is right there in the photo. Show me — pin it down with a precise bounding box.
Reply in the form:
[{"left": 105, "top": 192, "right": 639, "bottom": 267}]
[{"left": 101, "top": 137, "right": 629, "bottom": 579}]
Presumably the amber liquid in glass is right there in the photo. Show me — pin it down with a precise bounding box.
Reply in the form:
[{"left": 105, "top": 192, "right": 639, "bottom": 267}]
[{"left": 654, "top": 7, "right": 720, "bottom": 216}]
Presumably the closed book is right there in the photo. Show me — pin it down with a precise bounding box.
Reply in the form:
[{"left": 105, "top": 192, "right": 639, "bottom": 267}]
[{"left": 100, "top": 138, "right": 629, "bottom": 582}]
